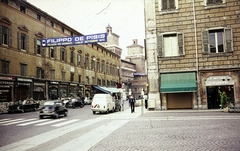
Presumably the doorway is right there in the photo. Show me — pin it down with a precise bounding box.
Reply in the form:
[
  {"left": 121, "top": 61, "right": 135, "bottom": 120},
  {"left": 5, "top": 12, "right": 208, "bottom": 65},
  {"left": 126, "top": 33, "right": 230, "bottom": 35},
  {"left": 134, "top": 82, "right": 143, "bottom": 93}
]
[{"left": 207, "top": 85, "right": 234, "bottom": 109}]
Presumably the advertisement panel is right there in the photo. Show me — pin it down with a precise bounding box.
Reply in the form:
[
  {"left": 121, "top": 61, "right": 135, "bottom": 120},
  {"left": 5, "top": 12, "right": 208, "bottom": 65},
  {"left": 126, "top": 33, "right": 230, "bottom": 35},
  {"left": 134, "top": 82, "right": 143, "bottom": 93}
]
[{"left": 41, "top": 33, "right": 107, "bottom": 47}]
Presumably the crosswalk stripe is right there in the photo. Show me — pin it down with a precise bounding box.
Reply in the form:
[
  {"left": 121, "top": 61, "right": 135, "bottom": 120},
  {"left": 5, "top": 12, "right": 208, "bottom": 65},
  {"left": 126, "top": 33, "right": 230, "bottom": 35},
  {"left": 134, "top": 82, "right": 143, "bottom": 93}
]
[
  {"left": 0, "top": 118, "right": 25, "bottom": 124},
  {"left": 52, "top": 119, "right": 80, "bottom": 127},
  {"left": 17, "top": 119, "right": 51, "bottom": 126},
  {"left": 0, "top": 118, "right": 11, "bottom": 122},
  {"left": 35, "top": 118, "right": 66, "bottom": 126},
  {"left": 3, "top": 119, "right": 37, "bottom": 126}
]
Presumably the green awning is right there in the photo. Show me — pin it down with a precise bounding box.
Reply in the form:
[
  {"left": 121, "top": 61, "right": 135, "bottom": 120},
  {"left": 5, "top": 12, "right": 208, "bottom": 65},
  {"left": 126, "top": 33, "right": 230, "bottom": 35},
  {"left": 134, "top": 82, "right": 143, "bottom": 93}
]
[{"left": 160, "top": 72, "right": 197, "bottom": 93}]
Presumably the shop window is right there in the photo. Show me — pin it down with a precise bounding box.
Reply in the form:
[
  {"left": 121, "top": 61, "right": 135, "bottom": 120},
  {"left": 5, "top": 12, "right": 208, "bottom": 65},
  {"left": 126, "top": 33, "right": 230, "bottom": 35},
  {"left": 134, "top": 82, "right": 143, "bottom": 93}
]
[
  {"left": 36, "top": 67, "right": 44, "bottom": 79},
  {"left": 157, "top": 33, "right": 184, "bottom": 57},
  {"left": 1, "top": 60, "right": 9, "bottom": 74},
  {"left": 202, "top": 28, "right": 233, "bottom": 54},
  {"left": 20, "top": 63, "right": 27, "bottom": 76}
]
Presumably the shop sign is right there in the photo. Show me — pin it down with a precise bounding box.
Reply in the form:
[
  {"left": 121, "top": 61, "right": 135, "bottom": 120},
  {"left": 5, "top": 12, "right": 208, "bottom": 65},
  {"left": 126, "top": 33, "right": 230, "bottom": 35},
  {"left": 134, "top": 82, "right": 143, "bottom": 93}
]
[
  {"left": 50, "top": 81, "right": 59, "bottom": 84},
  {"left": 18, "top": 82, "right": 30, "bottom": 86},
  {"left": 0, "top": 76, "right": 15, "bottom": 81},
  {"left": 17, "top": 78, "right": 32, "bottom": 82},
  {"left": 0, "top": 81, "right": 14, "bottom": 85},
  {"left": 0, "top": 85, "right": 10, "bottom": 88},
  {"left": 206, "top": 76, "right": 234, "bottom": 86},
  {"left": 34, "top": 83, "right": 45, "bottom": 86},
  {"left": 70, "top": 83, "right": 78, "bottom": 86}
]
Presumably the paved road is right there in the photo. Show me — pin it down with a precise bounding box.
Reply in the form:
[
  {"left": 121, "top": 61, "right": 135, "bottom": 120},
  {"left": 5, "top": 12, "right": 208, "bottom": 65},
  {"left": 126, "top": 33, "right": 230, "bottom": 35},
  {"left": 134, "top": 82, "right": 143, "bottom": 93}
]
[{"left": 0, "top": 104, "right": 239, "bottom": 151}]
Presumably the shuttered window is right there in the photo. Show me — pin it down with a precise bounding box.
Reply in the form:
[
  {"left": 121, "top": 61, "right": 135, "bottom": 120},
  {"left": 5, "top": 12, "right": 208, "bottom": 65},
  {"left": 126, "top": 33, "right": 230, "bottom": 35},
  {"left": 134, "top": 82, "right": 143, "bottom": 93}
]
[
  {"left": 157, "top": 33, "right": 184, "bottom": 57},
  {"left": 207, "top": 0, "right": 222, "bottom": 5},
  {"left": 201, "top": 28, "right": 233, "bottom": 54},
  {"left": 162, "top": 0, "right": 175, "bottom": 10}
]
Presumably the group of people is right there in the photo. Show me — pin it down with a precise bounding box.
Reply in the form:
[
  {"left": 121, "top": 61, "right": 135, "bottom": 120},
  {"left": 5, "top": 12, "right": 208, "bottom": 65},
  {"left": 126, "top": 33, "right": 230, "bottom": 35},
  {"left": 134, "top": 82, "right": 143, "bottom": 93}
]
[{"left": 128, "top": 94, "right": 148, "bottom": 113}]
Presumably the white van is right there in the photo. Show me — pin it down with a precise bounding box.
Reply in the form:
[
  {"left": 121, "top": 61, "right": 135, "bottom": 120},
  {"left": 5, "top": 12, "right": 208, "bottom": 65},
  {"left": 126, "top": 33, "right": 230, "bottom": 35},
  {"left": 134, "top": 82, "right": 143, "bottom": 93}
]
[{"left": 91, "top": 93, "right": 115, "bottom": 114}]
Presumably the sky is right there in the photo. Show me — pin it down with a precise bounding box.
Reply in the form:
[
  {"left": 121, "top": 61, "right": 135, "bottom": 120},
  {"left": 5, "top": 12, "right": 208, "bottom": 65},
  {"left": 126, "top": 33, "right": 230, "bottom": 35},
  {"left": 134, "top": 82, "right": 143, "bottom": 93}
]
[{"left": 27, "top": 0, "right": 145, "bottom": 59}]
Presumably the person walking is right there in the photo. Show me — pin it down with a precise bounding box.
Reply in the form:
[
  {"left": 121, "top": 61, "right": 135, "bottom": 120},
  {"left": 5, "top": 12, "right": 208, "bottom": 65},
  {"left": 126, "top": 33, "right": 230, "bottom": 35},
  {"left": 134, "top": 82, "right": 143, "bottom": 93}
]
[{"left": 129, "top": 95, "right": 135, "bottom": 113}]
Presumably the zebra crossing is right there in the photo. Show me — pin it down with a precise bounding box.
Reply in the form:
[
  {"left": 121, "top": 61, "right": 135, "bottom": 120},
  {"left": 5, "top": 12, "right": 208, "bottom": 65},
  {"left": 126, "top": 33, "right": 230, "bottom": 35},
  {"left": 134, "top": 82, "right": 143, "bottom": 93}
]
[{"left": 0, "top": 118, "right": 80, "bottom": 127}]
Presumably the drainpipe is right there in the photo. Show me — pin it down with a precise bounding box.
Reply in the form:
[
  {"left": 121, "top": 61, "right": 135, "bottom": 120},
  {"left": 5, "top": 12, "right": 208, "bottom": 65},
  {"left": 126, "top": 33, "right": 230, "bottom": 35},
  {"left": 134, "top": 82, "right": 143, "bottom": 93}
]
[{"left": 192, "top": 0, "right": 200, "bottom": 109}]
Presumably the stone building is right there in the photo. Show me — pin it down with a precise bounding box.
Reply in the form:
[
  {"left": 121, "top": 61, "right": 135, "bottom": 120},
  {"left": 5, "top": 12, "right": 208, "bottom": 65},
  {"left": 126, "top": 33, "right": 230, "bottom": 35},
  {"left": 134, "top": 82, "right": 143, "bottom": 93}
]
[
  {"left": 125, "top": 39, "right": 147, "bottom": 98},
  {"left": 144, "top": 0, "right": 240, "bottom": 110},
  {"left": 0, "top": 0, "right": 120, "bottom": 102}
]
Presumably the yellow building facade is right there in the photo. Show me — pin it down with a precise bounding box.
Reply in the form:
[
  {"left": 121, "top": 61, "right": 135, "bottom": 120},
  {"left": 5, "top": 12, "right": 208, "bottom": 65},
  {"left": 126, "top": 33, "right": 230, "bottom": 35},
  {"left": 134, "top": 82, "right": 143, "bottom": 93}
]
[{"left": 0, "top": 0, "right": 120, "bottom": 102}]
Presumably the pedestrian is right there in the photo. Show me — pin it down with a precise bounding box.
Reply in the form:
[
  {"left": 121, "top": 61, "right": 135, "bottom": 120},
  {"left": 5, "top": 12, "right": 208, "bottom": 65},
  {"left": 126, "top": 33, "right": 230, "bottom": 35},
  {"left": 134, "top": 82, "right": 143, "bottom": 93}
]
[{"left": 129, "top": 95, "right": 135, "bottom": 113}]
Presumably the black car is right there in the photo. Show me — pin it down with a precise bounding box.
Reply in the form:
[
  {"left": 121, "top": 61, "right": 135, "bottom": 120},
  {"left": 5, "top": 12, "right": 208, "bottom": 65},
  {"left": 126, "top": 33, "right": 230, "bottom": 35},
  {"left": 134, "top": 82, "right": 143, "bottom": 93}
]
[
  {"left": 8, "top": 99, "right": 40, "bottom": 113},
  {"left": 38, "top": 100, "right": 68, "bottom": 119},
  {"left": 65, "top": 98, "right": 84, "bottom": 108}
]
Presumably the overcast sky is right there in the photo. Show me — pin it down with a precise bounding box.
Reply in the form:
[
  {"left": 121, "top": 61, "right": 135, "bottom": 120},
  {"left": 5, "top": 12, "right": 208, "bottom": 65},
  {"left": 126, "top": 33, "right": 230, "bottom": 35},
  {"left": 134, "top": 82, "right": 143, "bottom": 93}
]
[{"left": 27, "top": 0, "right": 145, "bottom": 58}]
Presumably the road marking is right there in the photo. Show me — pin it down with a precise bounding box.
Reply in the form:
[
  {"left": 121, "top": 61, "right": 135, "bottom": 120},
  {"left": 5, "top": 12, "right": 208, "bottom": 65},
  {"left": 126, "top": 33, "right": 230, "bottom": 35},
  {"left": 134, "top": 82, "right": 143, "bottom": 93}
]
[
  {"left": 52, "top": 120, "right": 129, "bottom": 151},
  {"left": 0, "top": 118, "right": 24, "bottom": 124},
  {"left": 35, "top": 119, "right": 66, "bottom": 126},
  {"left": 2, "top": 119, "right": 37, "bottom": 126},
  {"left": 0, "top": 118, "right": 105, "bottom": 151},
  {"left": 0, "top": 118, "right": 11, "bottom": 122},
  {"left": 17, "top": 119, "right": 51, "bottom": 126},
  {"left": 52, "top": 119, "right": 80, "bottom": 127}
]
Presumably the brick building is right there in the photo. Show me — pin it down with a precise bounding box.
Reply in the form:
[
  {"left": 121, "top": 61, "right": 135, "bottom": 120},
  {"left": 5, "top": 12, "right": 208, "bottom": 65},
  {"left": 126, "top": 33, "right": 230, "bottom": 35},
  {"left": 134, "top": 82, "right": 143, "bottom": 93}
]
[
  {"left": 0, "top": 0, "right": 120, "bottom": 102},
  {"left": 144, "top": 0, "right": 240, "bottom": 110}
]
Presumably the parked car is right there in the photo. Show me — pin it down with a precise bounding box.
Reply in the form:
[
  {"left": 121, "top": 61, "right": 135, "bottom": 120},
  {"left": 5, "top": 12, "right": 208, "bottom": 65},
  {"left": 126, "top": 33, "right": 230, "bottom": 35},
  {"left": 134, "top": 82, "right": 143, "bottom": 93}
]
[
  {"left": 38, "top": 100, "right": 68, "bottom": 119},
  {"left": 84, "top": 97, "right": 92, "bottom": 105},
  {"left": 8, "top": 99, "right": 40, "bottom": 113},
  {"left": 91, "top": 94, "right": 115, "bottom": 114},
  {"left": 65, "top": 98, "right": 84, "bottom": 108}
]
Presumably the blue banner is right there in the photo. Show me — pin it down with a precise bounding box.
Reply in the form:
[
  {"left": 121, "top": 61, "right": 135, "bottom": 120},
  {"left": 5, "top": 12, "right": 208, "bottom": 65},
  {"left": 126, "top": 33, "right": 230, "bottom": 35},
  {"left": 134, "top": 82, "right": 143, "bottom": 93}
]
[{"left": 41, "top": 33, "right": 107, "bottom": 47}]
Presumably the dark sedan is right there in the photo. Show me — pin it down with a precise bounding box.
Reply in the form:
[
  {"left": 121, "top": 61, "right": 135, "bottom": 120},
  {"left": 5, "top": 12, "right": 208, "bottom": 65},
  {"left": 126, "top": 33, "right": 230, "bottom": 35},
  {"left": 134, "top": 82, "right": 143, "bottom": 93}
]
[
  {"left": 8, "top": 99, "right": 40, "bottom": 113},
  {"left": 38, "top": 100, "right": 68, "bottom": 119},
  {"left": 65, "top": 98, "right": 84, "bottom": 108}
]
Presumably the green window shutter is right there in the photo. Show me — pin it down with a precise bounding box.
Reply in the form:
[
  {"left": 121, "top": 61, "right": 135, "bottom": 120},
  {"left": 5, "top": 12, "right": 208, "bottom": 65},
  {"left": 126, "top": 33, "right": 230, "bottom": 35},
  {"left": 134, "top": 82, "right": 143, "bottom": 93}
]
[
  {"left": 9, "top": 28, "right": 12, "bottom": 47},
  {"left": 224, "top": 28, "right": 233, "bottom": 52},
  {"left": 202, "top": 31, "right": 209, "bottom": 54},
  {"left": 34, "top": 38, "right": 37, "bottom": 54},
  {"left": 157, "top": 35, "right": 163, "bottom": 57},
  {"left": 18, "top": 32, "right": 21, "bottom": 50},
  {"left": 178, "top": 33, "right": 184, "bottom": 55},
  {"left": 26, "top": 35, "right": 29, "bottom": 52}
]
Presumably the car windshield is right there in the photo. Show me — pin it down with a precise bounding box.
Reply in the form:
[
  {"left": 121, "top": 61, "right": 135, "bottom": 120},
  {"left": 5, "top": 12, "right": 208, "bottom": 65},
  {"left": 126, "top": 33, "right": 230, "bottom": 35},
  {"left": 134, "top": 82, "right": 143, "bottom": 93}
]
[{"left": 44, "top": 101, "right": 55, "bottom": 106}]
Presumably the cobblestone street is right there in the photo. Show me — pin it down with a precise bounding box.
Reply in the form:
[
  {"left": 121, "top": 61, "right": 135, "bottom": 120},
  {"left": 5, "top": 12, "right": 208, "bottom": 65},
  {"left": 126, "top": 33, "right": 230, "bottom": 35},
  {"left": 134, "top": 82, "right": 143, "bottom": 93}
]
[{"left": 89, "top": 108, "right": 240, "bottom": 151}]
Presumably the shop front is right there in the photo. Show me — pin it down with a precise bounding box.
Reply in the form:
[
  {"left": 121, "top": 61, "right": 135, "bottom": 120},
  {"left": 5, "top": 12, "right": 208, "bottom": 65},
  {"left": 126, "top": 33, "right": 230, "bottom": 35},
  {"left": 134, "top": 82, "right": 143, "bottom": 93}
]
[
  {"left": 49, "top": 81, "right": 59, "bottom": 100},
  {"left": 0, "top": 76, "right": 15, "bottom": 102},
  {"left": 33, "top": 80, "right": 46, "bottom": 100},
  {"left": 16, "top": 77, "right": 33, "bottom": 101},
  {"left": 160, "top": 72, "right": 197, "bottom": 110},
  {"left": 69, "top": 83, "right": 78, "bottom": 97},
  {"left": 59, "top": 82, "right": 68, "bottom": 98}
]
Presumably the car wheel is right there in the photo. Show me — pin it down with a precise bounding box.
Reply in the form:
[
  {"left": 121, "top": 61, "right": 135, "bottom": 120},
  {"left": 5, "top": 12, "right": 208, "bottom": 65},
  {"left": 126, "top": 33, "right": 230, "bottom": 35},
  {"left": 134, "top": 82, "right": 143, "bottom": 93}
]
[
  {"left": 65, "top": 103, "right": 69, "bottom": 108},
  {"left": 64, "top": 111, "right": 68, "bottom": 117},
  {"left": 72, "top": 105, "right": 75, "bottom": 109},
  {"left": 39, "top": 115, "right": 43, "bottom": 119},
  {"left": 21, "top": 109, "right": 24, "bottom": 113},
  {"left": 92, "top": 111, "right": 96, "bottom": 114},
  {"left": 54, "top": 113, "right": 59, "bottom": 119}
]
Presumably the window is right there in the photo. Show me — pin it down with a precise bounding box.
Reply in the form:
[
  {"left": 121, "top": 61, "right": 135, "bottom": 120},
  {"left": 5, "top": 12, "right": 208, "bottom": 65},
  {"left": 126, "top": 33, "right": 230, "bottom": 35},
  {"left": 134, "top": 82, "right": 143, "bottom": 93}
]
[
  {"left": 18, "top": 32, "right": 29, "bottom": 51},
  {"left": 35, "top": 39, "right": 42, "bottom": 55},
  {"left": 20, "top": 63, "right": 27, "bottom": 76},
  {"left": 62, "top": 71, "right": 65, "bottom": 81},
  {"left": 85, "top": 57, "right": 89, "bottom": 68},
  {"left": 97, "top": 61, "right": 100, "bottom": 71},
  {"left": 86, "top": 76, "right": 89, "bottom": 84},
  {"left": 1, "top": 25, "right": 12, "bottom": 46},
  {"left": 97, "top": 78, "right": 101, "bottom": 85},
  {"left": 70, "top": 51, "right": 74, "bottom": 64},
  {"left": 158, "top": 0, "right": 178, "bottom": 12},
  {"left": 91, "top": 59, "right": 95, "bottom": 70},
  {"left": 50, "top": 21, "right": 54, "bottom": 27},
  {"left": 1, "top": 0, "right": 8, "bottom": 4},
  {"left": 62, "top": 27, "right": 64, "bottom": 33},
  {"left": 92, "top": 77, "right": 95, "bottom": 85},
  {"left": 202, "top": 28, "right": 233, "bottom": 54},
  {"left": 49, "top": 47, "right": 55, "bottom": 58},
  {"left": 207, "top": 0, "right": 223, "bottom": 5},
  {"left": 70, "top": 72, "right": 74, "bottom": 82},
  {"left": 37, "top": 14, "right": 41, "bottom": 21},
  {"left": 77, "top": 54, "right": 81, "bottom": 66},
  {"left": 78, "top": 75, "right": 81, "bottom": 83},
  {"left": 106, "top": 64, "right": 109, "bottom": 73},
  {"left": 60, "top": 48, "right": 65, "bottom": 61},
  {"left": 36, "top": 67, "right": 44, "bottom": 79},
  {"left": 102, "top": 79, "right": 105, "bottom": 86},
  {"left": 20, "top": 6, "right": 25, "bottom": 13},
  {"left": 101, "top": 62, "right": 105, "bottom": 73},
  {"left": 157, "top": 33, "right": 184, "bottom": 57},
  {"left": 1, "top": 60, "right": 9, "bottom": 74},
  {"left": 50, "top": 70, "right": 55, "bottom": 80}
]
